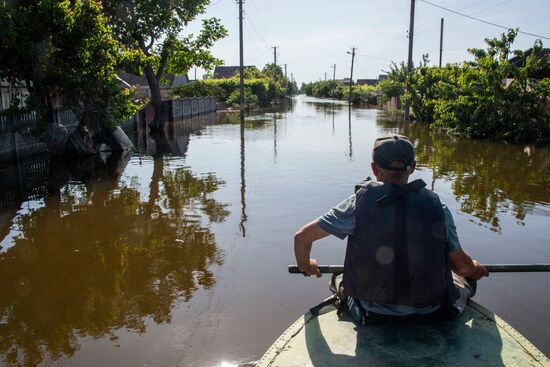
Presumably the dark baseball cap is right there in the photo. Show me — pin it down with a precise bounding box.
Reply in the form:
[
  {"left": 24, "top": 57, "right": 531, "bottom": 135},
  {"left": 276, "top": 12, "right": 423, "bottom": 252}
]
[{"left": 372, "top": 134, "right": 415, "bottom": 171}]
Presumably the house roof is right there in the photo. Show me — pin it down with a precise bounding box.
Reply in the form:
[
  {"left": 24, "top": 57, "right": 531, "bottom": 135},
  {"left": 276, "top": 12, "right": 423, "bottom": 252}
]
[
  {"left": 213, "top": 66, "right": 254, "bottom": 79},
  {"left": 508, "top": 48, "right": 550, "bottom": 79},
  {"left": 356, "top": 79, "right": 379, "bottom": 86},
  {"left": 118, "top": 72, "right": 189, "bottom": 87}
]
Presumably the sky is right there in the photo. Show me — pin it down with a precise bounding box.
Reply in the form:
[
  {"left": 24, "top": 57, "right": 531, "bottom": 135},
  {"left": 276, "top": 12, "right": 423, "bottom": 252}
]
[{"left": 186, "top": 0, "right": 550, "bottom": 84}]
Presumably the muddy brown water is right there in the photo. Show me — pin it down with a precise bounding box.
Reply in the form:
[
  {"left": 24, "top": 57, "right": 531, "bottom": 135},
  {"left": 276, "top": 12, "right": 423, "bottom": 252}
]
[{"left": 1, "top": 96, "right": 549, "bottom": 366}]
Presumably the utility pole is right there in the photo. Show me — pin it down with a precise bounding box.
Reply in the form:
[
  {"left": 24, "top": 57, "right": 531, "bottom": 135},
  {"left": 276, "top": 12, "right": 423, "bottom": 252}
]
[
  {"left": 284, "top": 64, "right": 287, "bottom": 80},
  {"left": 272, "top": 46, "right": 278, "bottom": 80},
  {"left": 324, "top": 72, "right": 327, "bottom": 81},
  {"left": 194, "top": 67, "right": 197, "bottom": 81},
  {"left": 331, "top": 64, "right": 336, "bottom": 82},
  {"left": 439, "top": 18, "right": 444, "bottom": 68},
  {"left": 238, "top": 0, "right": 245, "bottom": 118},
  {"left": 404, "top": 0, "right": 415, "bottom": 121},
  {"left": 272, "top": 46, "right": 277, "bottom": 67},
  {"left": 347, "top": 47, "right": 356, "bottom": 106}
]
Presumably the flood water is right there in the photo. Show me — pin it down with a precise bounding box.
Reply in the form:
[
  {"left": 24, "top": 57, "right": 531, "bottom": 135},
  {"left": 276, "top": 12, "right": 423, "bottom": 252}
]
[{"left": 1, "top": 95, "right": 549, "bottom": 366}]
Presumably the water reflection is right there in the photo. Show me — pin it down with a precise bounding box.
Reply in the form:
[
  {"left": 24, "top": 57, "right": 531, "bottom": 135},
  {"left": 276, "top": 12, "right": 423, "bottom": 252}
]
[
  {"left": 0, "top": 128, "right": 229, "bottom": 366},
  {"left": 240, "top": 117, "right": 247, "bottom": 237},
  {"left": 348, "top": 107, "right": 353, "bottom": 159},
  {"left": 378, "top": 114, "right": 550, "bottom": 231}
]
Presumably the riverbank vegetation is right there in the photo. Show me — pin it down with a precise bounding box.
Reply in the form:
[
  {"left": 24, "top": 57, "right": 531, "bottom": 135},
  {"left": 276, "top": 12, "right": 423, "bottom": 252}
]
[
  {"left": 302, "top": 30, "right": 549, "bottom": 143},
  {"left": 171, "top": 64, "right": 298, "bottom": 110},
  {"left": 382, "top": 30, "right": 550, "bottom": 142},
  {"left": 301, "top": 81, "right": 378, "bottom": 106},
  {"left": 0, "top": 0, "right": 140, "bottom": 132},
  {"left": 0, "top": 0, "right": 227, "bottom": 157}
]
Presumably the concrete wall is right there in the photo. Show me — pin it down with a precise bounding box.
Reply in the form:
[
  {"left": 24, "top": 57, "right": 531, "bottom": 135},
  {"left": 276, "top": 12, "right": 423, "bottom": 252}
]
[
  {"left": 381, "top": 95, "right": 402, "bottom": 111},
  {"left": 0, "top": 97, "right": 217, "bottom": 162},
  {"left": 171, "top": 97, "right": 217, "bottom": 121}
]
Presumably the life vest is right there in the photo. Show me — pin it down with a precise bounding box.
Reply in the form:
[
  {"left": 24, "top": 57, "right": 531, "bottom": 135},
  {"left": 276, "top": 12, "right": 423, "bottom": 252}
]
[{"left": 343, "top": 178, "right": 458, "bottom": 306}]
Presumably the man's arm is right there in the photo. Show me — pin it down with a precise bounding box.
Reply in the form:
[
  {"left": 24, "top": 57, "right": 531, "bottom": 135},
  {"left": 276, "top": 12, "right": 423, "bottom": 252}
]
[
  {"left": 294, "top": 220, "right": 330, "bottom": 277},
  {"left": 448, "top": 248, "right": 489, "bottom": 280}
]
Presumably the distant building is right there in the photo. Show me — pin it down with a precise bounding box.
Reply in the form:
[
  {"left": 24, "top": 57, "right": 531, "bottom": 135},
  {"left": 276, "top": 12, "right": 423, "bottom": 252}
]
[
  {"left": 213, "top": 66, "right": 255, "bottom": 79},
  {"left": 336, "top": 78, "right": 352, "bottom": 86},
  {"left": 118, "top": 72, "right": 189, "bottom": 88},
  {"left": 508, "top": 48, "right": 550, "bottom": 79},
  {"left": 118, "top": 72, "right": 189, "bottom": 100},
  {"left": 356, "top": 79, "right": 379, "bottom": 86}
]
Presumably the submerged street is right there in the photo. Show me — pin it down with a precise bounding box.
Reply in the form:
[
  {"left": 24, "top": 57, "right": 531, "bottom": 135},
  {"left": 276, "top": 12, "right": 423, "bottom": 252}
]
[{"left": 1, "top": 96, "right": 549, "bottom": 366}]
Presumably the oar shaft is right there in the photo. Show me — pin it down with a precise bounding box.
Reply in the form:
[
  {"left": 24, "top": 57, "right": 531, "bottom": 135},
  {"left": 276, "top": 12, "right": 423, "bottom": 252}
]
[{"left": 288, "top": 264, "right": 550, "bottom": 274}]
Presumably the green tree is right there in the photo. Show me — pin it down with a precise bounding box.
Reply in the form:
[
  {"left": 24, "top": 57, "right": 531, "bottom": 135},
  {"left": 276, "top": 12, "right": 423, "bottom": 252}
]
[
  {"left": 102, "top": 0, "right": 228, "bottom": 132},
  {"left": 0, "top": 0, "right": 140, "bottom": 143}
]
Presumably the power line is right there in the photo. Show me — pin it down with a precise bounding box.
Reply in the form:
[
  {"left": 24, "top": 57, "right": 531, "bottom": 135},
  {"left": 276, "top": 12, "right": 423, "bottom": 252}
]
[
  {"left": 245, "top": 5, "right": 271, "bottom": 46},
  {"left": 362, "top": 0, "right": 408, "bottom": 47},
  {"left": 208, "top": 0, "right": 226, "bottom": 8},
  {"left": 245, "top": 48, "right": 271, "bottom": 63},
  {"left": 247, "top": 0, "right": 272, "bottom": 42},
  {"left": 416, "top": 0, "right": 514, "bottom": 33},
  {"left": 419, "top": 0, "right": 550, "bottom": 40},
  {"left": 245, "top": 18, "right": 271, "bottom": 51}
]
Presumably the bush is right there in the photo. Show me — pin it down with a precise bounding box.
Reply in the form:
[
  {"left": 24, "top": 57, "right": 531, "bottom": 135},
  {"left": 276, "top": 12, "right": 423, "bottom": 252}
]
[
  {"left": 377, "top": 30, "right": 550, "bottom": 142},
  {"left": 172, "top": 74, "right": 287, "bottom": 107},
  {"left": 226, "top": 88, "right": 259, "bottom": 110}
]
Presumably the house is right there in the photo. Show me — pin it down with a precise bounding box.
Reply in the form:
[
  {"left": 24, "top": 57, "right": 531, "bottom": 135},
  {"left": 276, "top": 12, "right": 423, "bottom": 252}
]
[
  {"left": 508, "top": 48, "right": 550, "bottom": 79},
  {"left": 213, "top": 66, "right": 255, "bottom": 79},
  {"left": 118, "top": 72, "right": 190, "bottom": 100},
  {"left": 356, "top": 79, "right": 379, "bottom": 86},
  {"left": 336, "top": 78, "right": 352, "bottom": 86}
]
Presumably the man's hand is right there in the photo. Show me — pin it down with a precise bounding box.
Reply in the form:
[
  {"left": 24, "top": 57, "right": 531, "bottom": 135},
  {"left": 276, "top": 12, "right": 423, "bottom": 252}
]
[
  {"left": 449, "top": 249, "right": 490, "bottom": 280},
  {"left": 298, "top": 258, "right": 322, "bottom": 277},
  {"left": 471, "top": 260, "right": 489, "bottom": 280},
  {"left": 294, "top": 221, "right": 330, "bottom": 279}
]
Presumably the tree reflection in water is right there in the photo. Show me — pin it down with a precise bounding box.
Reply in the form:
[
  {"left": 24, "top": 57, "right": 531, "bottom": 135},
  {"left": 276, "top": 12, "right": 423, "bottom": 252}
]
[
  {"left": 0, "top": 147, "right": 229, "bottom": 366},
  {"left": 377, "top": 115, "right": 550, "bottom": 232}
]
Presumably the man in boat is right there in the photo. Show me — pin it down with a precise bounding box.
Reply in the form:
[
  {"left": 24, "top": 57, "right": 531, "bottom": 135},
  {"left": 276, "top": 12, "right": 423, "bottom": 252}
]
[{"left": 294, "top": 134, "right": 489, "bottom": 323}]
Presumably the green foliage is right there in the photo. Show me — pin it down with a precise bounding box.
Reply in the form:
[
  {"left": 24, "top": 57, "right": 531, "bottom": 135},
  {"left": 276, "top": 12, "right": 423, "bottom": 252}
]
[
  {"left": 378, "top": 63, "right": 407, "bottom": 102},
  {"left": 226, "top": 87, "right": 259, "bottom": 110},
  {"left": 102, "top": 0, "right": 228, "bottom": 127},
  {"left": 301, "top": 80, "right": 379, "bottom": 105},
  {"left": 0, "top": 0, "right": 140, "bottom": 129},
  {"left": 343, "top": 85, "right": 378, "bottom": 105},
  {"left": 172, "top": 64, "right": 295, "bottom": 108},
  {"left": 379, "top": 30, "right": 550, "bottom": 142}
]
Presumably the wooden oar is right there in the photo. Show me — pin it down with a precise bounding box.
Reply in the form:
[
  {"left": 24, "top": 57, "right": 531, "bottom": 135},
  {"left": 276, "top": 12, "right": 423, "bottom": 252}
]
[{"left": 288, "top": 264, "right": 550, "bottom": 274}]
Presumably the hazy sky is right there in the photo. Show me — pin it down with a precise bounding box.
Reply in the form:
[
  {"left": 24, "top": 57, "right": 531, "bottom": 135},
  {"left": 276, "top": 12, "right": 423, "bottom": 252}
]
[{"left": 187, "top": 0, "right": 550, "bottom": 84}]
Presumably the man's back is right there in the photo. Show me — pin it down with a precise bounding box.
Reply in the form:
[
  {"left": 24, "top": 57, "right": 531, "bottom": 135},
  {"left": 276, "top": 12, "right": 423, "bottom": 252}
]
[{"left": 344, "top": 180, "right": 452, "bottom": 306}]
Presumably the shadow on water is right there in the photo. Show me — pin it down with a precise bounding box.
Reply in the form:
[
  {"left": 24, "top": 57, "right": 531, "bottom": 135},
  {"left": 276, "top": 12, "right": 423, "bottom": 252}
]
[
  {"left": 0, "top": 120, "right": 230, "bottom": 366},
  {"left": 377, "top": 114, "right": 550, "bottom": 232},
  {"left": 304, "top": 310, "right": 505, "bottom": 367}
]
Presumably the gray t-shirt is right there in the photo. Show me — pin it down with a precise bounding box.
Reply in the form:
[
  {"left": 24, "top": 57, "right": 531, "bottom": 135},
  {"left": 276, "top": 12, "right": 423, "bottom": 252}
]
[{"left": 317, "top": 193, "right": 461, "bottom": 316}]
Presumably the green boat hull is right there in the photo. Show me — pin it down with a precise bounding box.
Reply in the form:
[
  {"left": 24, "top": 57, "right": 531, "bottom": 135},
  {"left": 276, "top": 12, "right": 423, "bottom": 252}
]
[{"left": 257, "top": 301, "right": 549, "bottom": 366}]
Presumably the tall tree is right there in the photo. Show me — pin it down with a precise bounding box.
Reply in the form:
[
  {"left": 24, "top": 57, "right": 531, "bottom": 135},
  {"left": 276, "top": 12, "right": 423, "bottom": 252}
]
[
  {"left": 103, "top": 0, "right": 227, "bottom": 132},
  {"left": 0, "top": 0, "right": 139, "bottom": 136}
]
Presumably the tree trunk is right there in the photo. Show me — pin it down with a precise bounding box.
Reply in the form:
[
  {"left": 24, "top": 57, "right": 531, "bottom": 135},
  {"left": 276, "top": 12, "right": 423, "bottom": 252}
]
[{"left": 143, "top": 63, "right": 165, "bottom": 133}]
